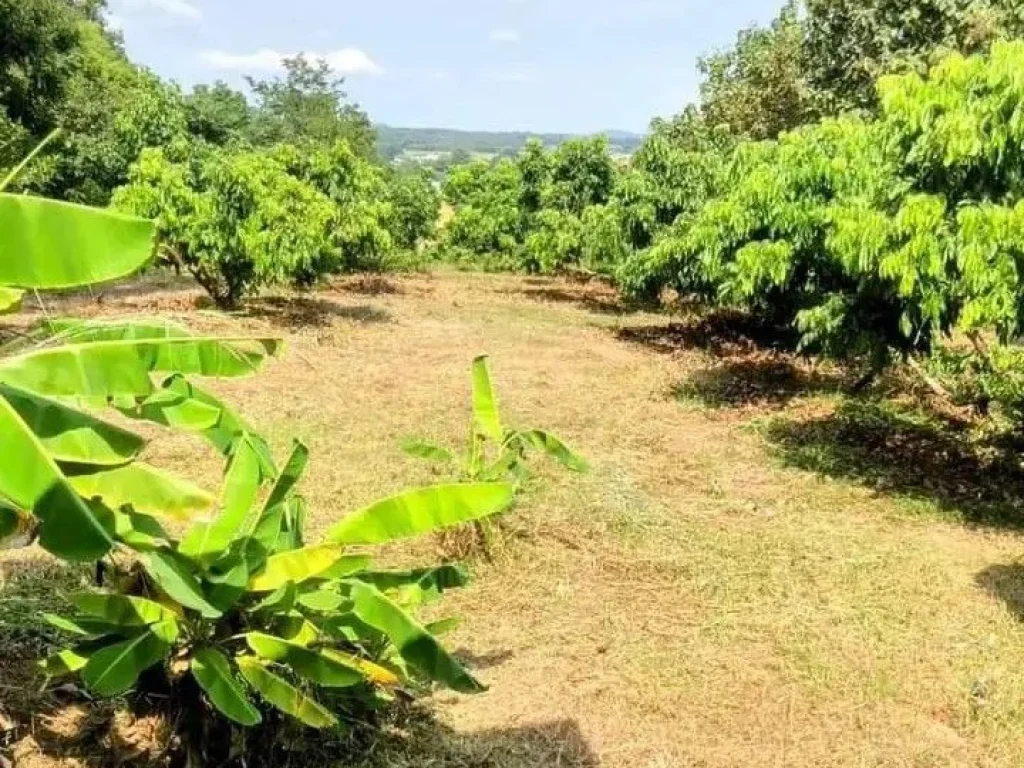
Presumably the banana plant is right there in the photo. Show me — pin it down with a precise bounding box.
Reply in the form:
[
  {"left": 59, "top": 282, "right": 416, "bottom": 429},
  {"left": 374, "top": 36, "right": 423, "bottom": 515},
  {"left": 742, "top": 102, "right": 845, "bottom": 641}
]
[
  {"left": 402, "top": 355, "right": 588, "bottom": 483},
  {"left": 401, "top": 356, "right": 587, "bottom": 556},
  {"left": 40, "top": 424, "right": 515, "bottom": 754},
  {"left": 2, "top": 141, "right": 523, "bottom": 762},
  {"left": 0, "top": 184, "right": 279, "bottom": 561}
]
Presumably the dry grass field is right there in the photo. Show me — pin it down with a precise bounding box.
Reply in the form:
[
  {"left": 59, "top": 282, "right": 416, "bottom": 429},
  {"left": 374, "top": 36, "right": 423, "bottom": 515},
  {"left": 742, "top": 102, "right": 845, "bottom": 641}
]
[{"left": 6, "top": 269, "right": 1024, "bottom": 767}]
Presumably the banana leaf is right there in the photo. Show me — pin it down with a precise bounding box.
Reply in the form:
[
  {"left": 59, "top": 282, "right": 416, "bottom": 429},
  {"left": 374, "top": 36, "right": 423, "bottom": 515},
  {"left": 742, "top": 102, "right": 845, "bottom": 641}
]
[
  {"left": 0, "top": 395, "right": 112, "bottom": 561},
  {"left": 328, "top": 482, "right": 514, "bottom": 545},
  {"left": 191, "top": 648, "right": 261, "bottom": 726},
  {"left": 0, "top": 194, "right": 154, "bottom": 289},
  {"left": 245, "top": 632, "right": 363, "bottom": 688},
  {"left": 0, "top": 383, "right": 143, "bottom": 466},
  {"left": 0, "top": 337, "right": 281, "bottom": 398},
  {"left": 348, "top": 582, "right": 484, "bottom": 694},
  {"left": 81, "top": 626, "right": 174, "bottom": 696},
  {"left": 236, "top": 656, "right": 337, "bottom": 729},
  {"left": 67, "top": 463, "right": 213, "bottom": 520},
  {"left": 471, "top": 355, "right": 503, "bottom": 441}
]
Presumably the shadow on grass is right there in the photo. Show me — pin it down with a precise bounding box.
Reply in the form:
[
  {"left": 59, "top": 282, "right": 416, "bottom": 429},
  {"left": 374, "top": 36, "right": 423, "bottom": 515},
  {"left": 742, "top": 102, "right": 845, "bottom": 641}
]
[
  {"left": 17, "top": 707, "right": 597, "bottom": 768},
  {"left": 332, "top": 275, "right": 404, "bottom": 296},
  {"left": 761, "top": 398, "right": 1024, "bottom": 527},
  {"left": 353, "top": 708, "right": 598, "bottom": 768},
  {"left": 86, "top": 270, "right": 198, "bottom": 301},
  {"left": 976, "top": 563, "right": 1024, "bottom": 622},
  {"left": 0, "top": 557, "right": 89, "bottom": 659},
  {"left": 452, "top": 648, "right": 515, "bottom": 671},
  {"left": 246, "top": 295, "right": 391, "bottom": 329},
  {"left": 674, "top": 357, "right": 844, "bottom": 409},
  {"left": 16, "top": 270, "right": 205, "bottom": 317},
  {"left": 617, "top": 310, "right": 799, "bottom": 356},
  {"left": 518, "top": 285, "right": 633, "bottom": 316}
]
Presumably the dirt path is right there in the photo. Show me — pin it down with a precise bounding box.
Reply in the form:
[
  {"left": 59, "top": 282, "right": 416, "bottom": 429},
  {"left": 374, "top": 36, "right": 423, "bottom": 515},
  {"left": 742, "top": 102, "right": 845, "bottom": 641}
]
[{"left": 9, "top": 270, "right": 1024, "bottom": 767}]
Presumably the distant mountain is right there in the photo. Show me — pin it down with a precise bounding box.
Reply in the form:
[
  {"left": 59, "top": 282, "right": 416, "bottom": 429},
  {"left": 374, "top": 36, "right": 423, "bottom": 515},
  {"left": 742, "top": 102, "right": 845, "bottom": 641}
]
[
  {"left": 376, "top": 124, "right": 645, "bottom": 160},
  {"left": 603, "top": 129, "right": 648, "bottom": 143}
]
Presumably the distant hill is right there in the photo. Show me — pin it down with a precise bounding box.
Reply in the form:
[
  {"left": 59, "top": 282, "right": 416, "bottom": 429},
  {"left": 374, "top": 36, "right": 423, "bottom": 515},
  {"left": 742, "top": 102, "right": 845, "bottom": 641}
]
[{"left": 376, "top": 125, "right": 645, "bottom": 160}]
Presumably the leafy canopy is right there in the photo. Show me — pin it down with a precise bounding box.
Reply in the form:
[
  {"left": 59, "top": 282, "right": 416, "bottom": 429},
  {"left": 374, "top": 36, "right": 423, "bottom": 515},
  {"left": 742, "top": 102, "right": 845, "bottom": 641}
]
[{"left": 246, "top": 55, "right": 377, "bottom": 160}]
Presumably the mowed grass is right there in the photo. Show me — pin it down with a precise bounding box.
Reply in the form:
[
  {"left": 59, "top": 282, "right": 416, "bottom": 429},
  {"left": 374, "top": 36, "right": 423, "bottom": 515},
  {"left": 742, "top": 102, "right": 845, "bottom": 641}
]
[{"left": 6, "top": 270, "right": 1024, "bottom": 766}]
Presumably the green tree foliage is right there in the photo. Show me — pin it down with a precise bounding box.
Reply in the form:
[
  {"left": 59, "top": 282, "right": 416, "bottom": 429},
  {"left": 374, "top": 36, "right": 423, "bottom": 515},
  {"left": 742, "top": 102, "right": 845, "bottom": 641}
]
[
  {"left": 438, "top": 116, "right": 737, "bottom": 283},
  {"left": 0, "top": 10, "right": 386, "bottom": 207},
  {"left": 383, "top": 168, "right": 441, "bottom": 251},
  {"left": 637, "top": 115, "right": 918, "bottom": 365},
  {"left": 879, "top": 42, "right": 1024, "bottom": 340},
  {"left": 246, "top": 55, "right": 377, "bottom": 158},
  {"left": 803, "top": 0, "right": 1024, "bottom": 114},
  {"left": 698, "top": 1, "right": 810, "bottom": 140},
  {"left": 624, "top": 41, "right": 1024, "bottom": 383},
  {"left": 579, "top": 204, "right": 632, "bottom": 274},
  {"left": 0, "top": 2, "right": 188, "bottom": 205},
  {"left": 648, "top": 105, "right": 729, "bottom": 152},
  {"left": 185, "top": 81, "right": 252, "bottom": 146},
  {"left": 438, "top": 35, "right": 1024, "bottom": 404},
  {"left": 622, "top": 116, "right": 734, "bottom": 239},
  {"left": 666, "top": 0, "right": 1024, "bottom": 148},
  {"left": 0, "top": 0, "right": 82, "bottom": 136},
  {"left": 439, "top": 159, "right": 524, "bottom": 266},
  {"left": 543, "top": 136, "right": 617, "bottom": 215},
  {"left": 609, "top": 114, "right": 737, "bottom": 298},
  {"left": 0, "top": 20, "right": 424, "bottom": 294},
  {"left": 524, "top": 209, "right": 584, "bottom": 273},
  {"left": 269, "top": 141, "right": 394, "bottom": 273},
  {"left": 516, "top": 138, "right": 550, "bottom": 216},
  {"left": 112, "top": 143, "right": 339, "bottom": 307},
  {"left": 40, "top": 26, "right": 187, "bottom": 205},
  {"left": 114, "top": 137, "right": 401, "bottom": 305},
  {"left": 439, "top": 138, "right": 622, "bottom": 274}
]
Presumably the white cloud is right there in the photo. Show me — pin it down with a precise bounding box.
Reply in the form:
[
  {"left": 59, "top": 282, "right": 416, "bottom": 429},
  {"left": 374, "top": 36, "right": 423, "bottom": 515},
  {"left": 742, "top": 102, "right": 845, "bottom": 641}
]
[
  {"left": 199, "top": 48, "right": 384, "bottom": 76},
  {"left": 121, "top": 0, "right": 202, "bottom": 21},
  {"left": 320, "top": 49, "right": 383, "bottom": 75},
  {"left": 489, "top": 28, "right": 520, "bottom": 43}
]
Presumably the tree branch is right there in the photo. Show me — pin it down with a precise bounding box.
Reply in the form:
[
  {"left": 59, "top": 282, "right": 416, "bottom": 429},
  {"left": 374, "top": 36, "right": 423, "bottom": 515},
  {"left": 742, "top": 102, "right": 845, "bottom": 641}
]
[{"left": 906, "top": 355, "right": 952, "bottom": 400}]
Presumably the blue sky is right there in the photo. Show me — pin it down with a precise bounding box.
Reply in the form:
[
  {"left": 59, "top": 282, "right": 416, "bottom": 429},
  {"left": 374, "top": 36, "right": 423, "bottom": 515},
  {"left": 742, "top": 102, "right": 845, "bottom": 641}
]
[{"left": 106, "top": 0, "right": 784, "bottom": 133}]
